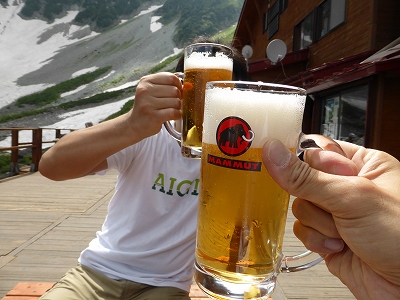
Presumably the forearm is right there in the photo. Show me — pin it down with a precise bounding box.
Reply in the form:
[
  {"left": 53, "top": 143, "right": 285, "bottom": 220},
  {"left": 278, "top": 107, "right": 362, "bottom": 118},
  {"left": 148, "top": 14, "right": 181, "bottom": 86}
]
[{"left": 39, "top": 113, "right": 140, "bottom": 180}]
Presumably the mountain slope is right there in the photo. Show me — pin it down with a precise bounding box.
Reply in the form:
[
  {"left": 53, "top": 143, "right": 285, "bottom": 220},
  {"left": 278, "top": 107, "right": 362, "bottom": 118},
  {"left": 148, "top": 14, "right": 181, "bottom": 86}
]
[
  {"left": 16, "top": 7, "right": 180, "bottom": 100},
  {"left": 0, "top": 0, "right": 243, "bottom": 110}
]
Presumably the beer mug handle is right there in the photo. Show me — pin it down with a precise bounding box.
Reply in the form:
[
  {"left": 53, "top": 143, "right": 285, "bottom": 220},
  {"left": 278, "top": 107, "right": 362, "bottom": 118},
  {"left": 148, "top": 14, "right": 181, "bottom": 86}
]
[
  {"left": 281, "top": 251, "right": 324, "bottom": 273},
  {"left": 280, "top": 133, "right": 328, "bottom": 272},
  {"left": 163, "top": 72, "right": 185, "bottom": 142},
  {"left": 164, "top": 120, "right": 181, "bottom": 141},
  {"left": 296, "top": 132, "right": 322, "bottom": 156}
]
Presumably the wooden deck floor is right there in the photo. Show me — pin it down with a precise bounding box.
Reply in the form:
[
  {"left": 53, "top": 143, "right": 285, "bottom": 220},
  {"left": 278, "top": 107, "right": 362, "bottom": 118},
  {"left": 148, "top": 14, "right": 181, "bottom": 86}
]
[{"left": 0, "top": 171, "right": 355, "bottom": 299}]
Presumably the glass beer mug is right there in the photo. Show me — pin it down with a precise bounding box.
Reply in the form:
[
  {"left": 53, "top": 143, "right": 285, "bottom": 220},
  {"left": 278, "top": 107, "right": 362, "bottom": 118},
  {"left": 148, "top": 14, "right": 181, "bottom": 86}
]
[
  {"left": 194, "top": 81, "right": 323, "bottom": 299},
  {"left": 164, "top": 43, "right": 233, "bottom": 158}
]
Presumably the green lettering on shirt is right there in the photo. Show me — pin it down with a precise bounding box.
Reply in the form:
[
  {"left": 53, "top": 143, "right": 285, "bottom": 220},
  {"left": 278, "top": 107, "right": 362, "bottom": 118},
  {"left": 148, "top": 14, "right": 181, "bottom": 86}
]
[
  {"left": 152, "top": 173, "right": 200, "bottom": 197},
  {"left": 166, "top": 177, "right": 177, "bottom": 195},
  {"left": 191, "top": 178, "right": 200, "bottom": 196},
  {"left": 152, "top": 173, "right": 165, "bottom": 193}
]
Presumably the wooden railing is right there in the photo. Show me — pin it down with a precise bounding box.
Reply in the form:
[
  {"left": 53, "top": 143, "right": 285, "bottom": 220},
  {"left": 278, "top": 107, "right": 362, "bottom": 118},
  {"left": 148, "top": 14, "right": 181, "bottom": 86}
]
[{"left": 0, "top": 127, "right": 74, "bottom": 176}]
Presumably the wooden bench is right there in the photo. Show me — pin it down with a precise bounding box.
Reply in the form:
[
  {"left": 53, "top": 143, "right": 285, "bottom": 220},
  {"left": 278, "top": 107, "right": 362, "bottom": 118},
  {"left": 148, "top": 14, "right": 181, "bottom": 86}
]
[
  {"left": 1, "top": 282, "right": 55, "bottom": 300},
  {"left": 1, "top": 282, "right": 208, "bottom": 299}
]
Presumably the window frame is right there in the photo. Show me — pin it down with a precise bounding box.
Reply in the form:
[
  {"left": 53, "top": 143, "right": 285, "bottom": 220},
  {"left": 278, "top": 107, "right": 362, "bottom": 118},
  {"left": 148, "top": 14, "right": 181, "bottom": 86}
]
[
  {"left": 293, "top": 0, "right": 346, "bottom": 51},
  {"left": 316, "top": 0, "right": 347, "bottom": 40},
  {"left": 293, "top": 10, "right": 315, "bottom": 51},
  {"left": 320, "top": 85, "right": 368, "bottom": 146}
]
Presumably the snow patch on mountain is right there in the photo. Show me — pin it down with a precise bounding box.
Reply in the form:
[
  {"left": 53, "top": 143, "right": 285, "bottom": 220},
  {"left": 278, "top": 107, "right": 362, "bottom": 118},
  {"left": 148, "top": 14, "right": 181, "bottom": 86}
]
[{"left": 0, "top": 3, "right": 98, "bottom": 108}]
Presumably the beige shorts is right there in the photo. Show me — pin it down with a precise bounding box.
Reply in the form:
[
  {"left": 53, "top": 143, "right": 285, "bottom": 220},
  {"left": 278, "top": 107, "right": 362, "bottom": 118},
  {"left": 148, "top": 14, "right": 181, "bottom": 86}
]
[{"left": 39, "top": 264, "right": 190, "bottom": 300}]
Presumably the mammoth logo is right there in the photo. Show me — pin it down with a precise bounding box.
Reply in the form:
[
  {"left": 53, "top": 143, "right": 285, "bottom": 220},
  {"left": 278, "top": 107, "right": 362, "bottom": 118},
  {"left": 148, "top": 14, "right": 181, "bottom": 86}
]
[{"left": 216, "top": 116, "right": 254, "bottom": 156}]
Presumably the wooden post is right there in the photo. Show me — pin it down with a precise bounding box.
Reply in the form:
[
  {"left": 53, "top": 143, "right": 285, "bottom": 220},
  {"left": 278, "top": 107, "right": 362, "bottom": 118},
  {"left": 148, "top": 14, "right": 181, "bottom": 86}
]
[
  {"left": 55, "top": 129, "right": 61, "bottom": 139},
  {"left": 10, "top": 129, "right": 19, "bottom": 174},
  {"left": 31, "top": 128, "right": 43, "bottom": 172}
]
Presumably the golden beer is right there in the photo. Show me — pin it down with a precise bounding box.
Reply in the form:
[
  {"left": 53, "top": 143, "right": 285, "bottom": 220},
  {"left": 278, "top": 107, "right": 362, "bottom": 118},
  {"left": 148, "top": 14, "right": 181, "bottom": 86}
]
[
  {"left": 181, "top": 44, "right": 233, "bottom": 157},
  {"left": 182, "top": 68, "right": 232, "bottom": 149},
  {"left": 195, "top": 81, "right": 306, "bottom": 292},
  {"left": 197, "top": 143, "right": 293, "bottom": 281}
]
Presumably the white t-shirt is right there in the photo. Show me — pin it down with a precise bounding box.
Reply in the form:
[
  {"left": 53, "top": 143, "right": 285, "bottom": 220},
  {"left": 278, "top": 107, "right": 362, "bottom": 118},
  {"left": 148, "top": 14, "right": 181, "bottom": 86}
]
[{"left": 79, "top": 127, "right": 201, "bottom": 292}]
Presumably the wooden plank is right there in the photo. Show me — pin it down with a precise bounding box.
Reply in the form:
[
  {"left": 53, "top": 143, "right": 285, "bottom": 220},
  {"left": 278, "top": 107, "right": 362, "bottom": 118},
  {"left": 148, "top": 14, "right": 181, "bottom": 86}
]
[
  {"left": 2, "top": 297, "right": 41, "bottom": 300},
  {"left": 5, "top": 282, "right": 55, "bottom": 297}
]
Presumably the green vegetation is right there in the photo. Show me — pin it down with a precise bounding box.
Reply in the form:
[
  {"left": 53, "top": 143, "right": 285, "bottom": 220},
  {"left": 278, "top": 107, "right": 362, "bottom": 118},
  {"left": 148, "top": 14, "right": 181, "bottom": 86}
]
[
  {"left": 0, "top": 108, "right": 50, "bottom": 123},
  {"left": 75, "top": 0, "right": 143, "bottom": 29},
  {"left": 57, "top": 90, "right": 126, "bottom": 110},
  {"left": 102, "top": 98, "right": 134, "bottom": 122},
  {"left": 0, "top": 152, "right": 33, "bottom": 177},
  {"left": 20, "top": 0, "right": 146, "bottom": 29},
  {"left": 158, "top": 0, "right": 243, "bottom": 46},
  {"left": 214, "top": 24, "right": 237, "bottom": 44},
  {"left": 0, "top": 153, "right": 12, "bottom": 175},
  {"left": 16, "top": 66, "right": 112, "bottom": 106},
  {"left": 149, "top": 52, "right": 183, "bottom": 74},
  {"left": 19, "top": 0, "right": 41, "bottom": 17}
]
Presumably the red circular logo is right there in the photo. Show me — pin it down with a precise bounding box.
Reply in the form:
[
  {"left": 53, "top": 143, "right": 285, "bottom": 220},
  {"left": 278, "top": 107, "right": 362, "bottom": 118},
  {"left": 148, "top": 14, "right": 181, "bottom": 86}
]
[{"left": 216, "top": 117, "right": 254, "bottom": 156}]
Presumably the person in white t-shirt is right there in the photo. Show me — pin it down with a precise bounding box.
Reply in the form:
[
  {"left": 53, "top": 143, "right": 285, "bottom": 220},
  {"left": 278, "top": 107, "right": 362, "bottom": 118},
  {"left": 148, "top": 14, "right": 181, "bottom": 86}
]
[{"left": 38, "top": 39, "right": 249, "bottom": 300}]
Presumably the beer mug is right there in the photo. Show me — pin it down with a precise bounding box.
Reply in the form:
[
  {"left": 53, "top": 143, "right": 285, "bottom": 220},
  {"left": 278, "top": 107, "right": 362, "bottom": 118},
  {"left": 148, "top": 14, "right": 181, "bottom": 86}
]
[
  {"left": 164, "top": 43, "right": 233, "bottom": 158},
  {"left": 194, "top": 81, "right": 323, "bottom": 299}
]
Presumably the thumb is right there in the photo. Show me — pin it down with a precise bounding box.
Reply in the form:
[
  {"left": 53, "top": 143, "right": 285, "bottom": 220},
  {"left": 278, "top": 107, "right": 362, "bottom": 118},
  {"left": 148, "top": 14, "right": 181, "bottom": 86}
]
[
  {"left": 262, "top": 139, "right": 353, "bottom": 211},
  {"left": 262, "top": 139, "right": 314, "bottom": 193}
]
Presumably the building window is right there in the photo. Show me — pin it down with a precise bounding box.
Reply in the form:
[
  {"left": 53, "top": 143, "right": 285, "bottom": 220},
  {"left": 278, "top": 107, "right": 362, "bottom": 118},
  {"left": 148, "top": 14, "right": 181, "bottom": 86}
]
[
  {"left": 293, "top": 0, "right": 346, "bottom": 51},
  {"left": 320, "top": 85, "right": 368, "bottom": 146},
  {"left": 294, "top": 11, "right": 314, "bottom": 51},
  {"left": 317, "top": 0, "right": 346, "bottom": 39}
]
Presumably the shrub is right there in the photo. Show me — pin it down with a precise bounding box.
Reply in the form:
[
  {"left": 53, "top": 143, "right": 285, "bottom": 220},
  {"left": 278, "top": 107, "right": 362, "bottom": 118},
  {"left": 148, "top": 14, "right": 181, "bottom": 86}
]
[
  {"left": 102, "top": 99, "right": 134, "bottom": 121},
  {"left": 16, "top": 66, "right": 112, "bottom": 107},
  {"left": 20, "top": 0, "right": 41, "bottom": 17}
]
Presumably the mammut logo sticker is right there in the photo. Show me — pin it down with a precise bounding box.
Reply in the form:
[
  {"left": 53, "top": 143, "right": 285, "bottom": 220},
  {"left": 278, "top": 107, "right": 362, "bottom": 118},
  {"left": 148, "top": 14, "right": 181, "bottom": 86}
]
[
  {"left": 207, "top": 154, "right": 262, "bottom": 171},
  {"left": 216, "top": 116, "right": 254, "bottom": 156}
]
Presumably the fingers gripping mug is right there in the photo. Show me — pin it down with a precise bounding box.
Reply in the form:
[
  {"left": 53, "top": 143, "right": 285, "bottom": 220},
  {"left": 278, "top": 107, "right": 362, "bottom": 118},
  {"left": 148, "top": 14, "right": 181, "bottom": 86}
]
[
  {"left": 194, "top": 81, "right": 323, "bottom": 299},
  {"left": 164, "top": 43, "right": 233, "bottom": 158}
]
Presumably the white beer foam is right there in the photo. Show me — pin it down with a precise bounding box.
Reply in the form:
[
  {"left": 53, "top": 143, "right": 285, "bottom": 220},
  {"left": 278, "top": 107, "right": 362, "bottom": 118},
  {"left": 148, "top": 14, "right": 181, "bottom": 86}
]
[
  {"left": 184, "top": 52, "right": 233, "bottom": 71},
  {"left": 203, "top": 86, "right": 306, "bottom": 148}
]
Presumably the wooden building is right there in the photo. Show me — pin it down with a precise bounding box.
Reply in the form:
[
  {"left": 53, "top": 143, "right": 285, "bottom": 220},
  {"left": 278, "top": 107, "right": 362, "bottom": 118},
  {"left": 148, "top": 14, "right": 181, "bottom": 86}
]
[{"left": 233, "top": 0, "right": 400, "bottom": 159}]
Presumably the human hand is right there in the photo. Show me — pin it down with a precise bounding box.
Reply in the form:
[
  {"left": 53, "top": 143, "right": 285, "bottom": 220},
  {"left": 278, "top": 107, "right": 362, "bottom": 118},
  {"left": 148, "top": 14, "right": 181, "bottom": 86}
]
[
  {"left": 262, "top": 138, "right": 400, "bottom": 300},
  {"left": 127, "top": 72, "right": 182, "bottom": 141}
]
